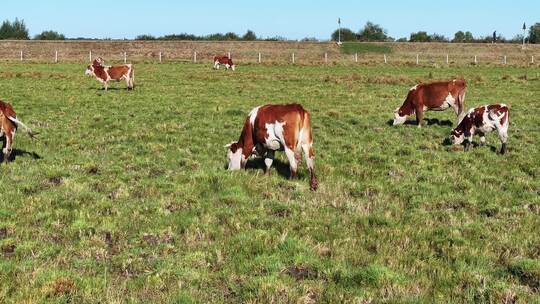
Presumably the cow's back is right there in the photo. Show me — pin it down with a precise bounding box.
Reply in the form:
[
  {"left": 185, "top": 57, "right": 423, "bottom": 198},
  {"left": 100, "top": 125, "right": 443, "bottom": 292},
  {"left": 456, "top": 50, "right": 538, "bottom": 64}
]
[{"left": 252, "top": 104, "right": 307, "bottom": 146}]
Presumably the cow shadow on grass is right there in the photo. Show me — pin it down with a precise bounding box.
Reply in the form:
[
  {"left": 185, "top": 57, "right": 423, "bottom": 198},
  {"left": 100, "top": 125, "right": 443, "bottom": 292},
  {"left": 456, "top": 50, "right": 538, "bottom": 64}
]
[
  {"left": 245, "top": 157, "right": 297, "bottom": 179},
  {"left": 386, "top": 118, "right": 453, "bottom": 127},
  {"left": 4, "top": 149, "right": 42, "bottom": 162},
  {"left": 441, "top": 138, "right": 500, "bottom": 153}
]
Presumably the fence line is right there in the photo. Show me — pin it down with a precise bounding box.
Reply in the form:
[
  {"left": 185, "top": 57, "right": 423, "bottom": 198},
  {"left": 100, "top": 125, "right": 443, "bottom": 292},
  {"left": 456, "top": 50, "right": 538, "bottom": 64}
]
[{"left": 6, "top": 50, "right": 540, "bottom": 66}]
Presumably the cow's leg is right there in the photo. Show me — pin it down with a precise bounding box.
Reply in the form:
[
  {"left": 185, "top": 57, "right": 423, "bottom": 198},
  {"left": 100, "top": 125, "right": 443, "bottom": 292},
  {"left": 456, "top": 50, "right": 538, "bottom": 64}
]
[
  {"left": 415, "top": 105, "right": 424, "bottom": 128},
  {"left": 478, "top": 132, "right": 486, "bottom": 146},
  {"left": 284, "top": 147, "right": 298, "bottom": 179},
  {"left": 103, "top": 81, "right": 108, "bottom": 91},
  {"left": 498, "top": 128, "right": 508, "bottom": 155},
  {"left": 2, "top": 129, "right": 13, "bottom": 163},
  {"left": 302, "top": 143, "right": 318, "bottom": 191},
  {"left": 214, "top": 61, "right": 220, "bottom": 69},
  {"left": 264, "top": 150, "right": 275, "bottom": 175},
  {"left": 464, "top": 134, "right": 473, "bottom": 152}
]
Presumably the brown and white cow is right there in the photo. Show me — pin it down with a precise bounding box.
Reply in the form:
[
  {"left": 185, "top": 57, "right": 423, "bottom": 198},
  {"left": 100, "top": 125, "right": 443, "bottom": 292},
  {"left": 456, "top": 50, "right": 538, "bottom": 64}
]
[
  {"left": 450, "top": 104, "right": 509, "bottom": 154},
  {"left": 225, "top": 104, "right": 318, "bottom": 191},
  {"left": 0, "top": 100, "right": 35, "bottom": 162},
  {"left": 213, "top": 55, "right": 235, "bottom": 71},
  {"left": 393, "top": 79, "right": 467, "bottom": 127},
  {"left": 85, "top": 57, "right": 134, "bottom": 90}
]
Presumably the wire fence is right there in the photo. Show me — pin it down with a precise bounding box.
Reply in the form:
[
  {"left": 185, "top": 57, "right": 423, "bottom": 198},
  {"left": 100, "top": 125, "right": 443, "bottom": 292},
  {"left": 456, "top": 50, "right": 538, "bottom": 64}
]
[{"left": 1, "top": 41, "right": 539, "bottom": 66}]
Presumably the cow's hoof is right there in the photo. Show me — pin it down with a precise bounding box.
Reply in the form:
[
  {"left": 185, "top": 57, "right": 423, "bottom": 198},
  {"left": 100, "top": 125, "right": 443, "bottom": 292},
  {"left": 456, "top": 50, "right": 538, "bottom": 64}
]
[{"left": 500, "top": 144, "right": 508, "bottom": 155}]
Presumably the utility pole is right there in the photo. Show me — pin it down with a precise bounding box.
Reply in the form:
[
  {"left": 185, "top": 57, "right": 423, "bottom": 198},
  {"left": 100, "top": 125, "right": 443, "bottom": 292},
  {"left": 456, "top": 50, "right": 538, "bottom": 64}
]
[
  {"left": 337, "top": 18, "right": 342, "bottom": 45},
  {"left": 522, "top": 22, "right": 527, "bottom": 49}
]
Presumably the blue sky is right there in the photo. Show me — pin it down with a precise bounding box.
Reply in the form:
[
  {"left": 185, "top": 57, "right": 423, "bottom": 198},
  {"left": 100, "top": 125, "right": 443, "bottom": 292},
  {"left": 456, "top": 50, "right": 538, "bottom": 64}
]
[{"left": 1, "top": 0, "right": 537, "bottom": 40}]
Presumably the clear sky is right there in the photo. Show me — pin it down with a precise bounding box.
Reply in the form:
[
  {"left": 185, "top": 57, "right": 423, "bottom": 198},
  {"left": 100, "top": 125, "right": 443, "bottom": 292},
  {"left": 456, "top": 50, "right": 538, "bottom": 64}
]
[{"left": 1, "top": 0, "right": 537, "bottom": 40}]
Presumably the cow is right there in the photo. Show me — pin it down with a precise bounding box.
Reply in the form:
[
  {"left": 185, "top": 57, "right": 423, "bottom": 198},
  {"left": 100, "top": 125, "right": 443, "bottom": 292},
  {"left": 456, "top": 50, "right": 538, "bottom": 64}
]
[
  {"left": 213, "top": 55, "right": 235, "bottom": 71},
  {"left": 393, "top": 79, "right": 467, "bottom": 127},
  {"left": 225, "top": 104, "right": 318, "bottom": 191},
  {"left": 0, "top": 100, "right": 35, "bottom": 162},
  {"left": 450, "top": 104, "right": 509, "bottom": 154},
  {"left": 85, "top": 57, "right": 134, "bottom": 91}
]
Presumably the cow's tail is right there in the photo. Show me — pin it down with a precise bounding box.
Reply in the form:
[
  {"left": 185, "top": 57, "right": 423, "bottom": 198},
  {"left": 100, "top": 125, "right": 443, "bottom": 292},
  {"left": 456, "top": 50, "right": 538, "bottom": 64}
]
[
  {"left": 7, "top": 116, "right": 35, "bottom": 138},
  {"left": 456, "top": 86, "right": 467, "bottom": 124}
]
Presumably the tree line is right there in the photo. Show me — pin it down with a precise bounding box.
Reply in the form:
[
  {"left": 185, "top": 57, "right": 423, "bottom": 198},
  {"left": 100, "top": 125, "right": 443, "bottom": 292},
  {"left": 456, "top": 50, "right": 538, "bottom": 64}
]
[
  {"left": 333, "top": 21, "right": 540, "bottom": 44},
  {"left": 2, "top": 17, "right": 540, "bottom": 43}
]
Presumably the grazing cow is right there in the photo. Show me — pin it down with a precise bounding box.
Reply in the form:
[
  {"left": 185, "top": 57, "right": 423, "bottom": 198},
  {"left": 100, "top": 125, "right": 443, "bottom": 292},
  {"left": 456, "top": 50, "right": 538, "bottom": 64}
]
[
  {"left": 213, "top": 55, "right": 235, "bottom": 71},
  {"left": 0, "top": 100, "right": 35, "bottom": 162},
  {"left": 393, "top": 79, "right": 467, "bottom": 127},
  {"left": 85, "top": 57, "right": 134, "bottom": 90},
  {"left": 225, "top": 104, "right": 318, "bottom": 191},
  {"left": 450, "top": 104, "right": 509, "bottom": 154}
]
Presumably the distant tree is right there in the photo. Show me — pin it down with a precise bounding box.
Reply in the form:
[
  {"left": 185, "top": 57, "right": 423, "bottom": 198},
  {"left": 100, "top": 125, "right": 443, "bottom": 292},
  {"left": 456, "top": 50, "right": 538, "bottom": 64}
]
[
  {"left": 453, "top": 31, "right": 474, "bottom": 42},
  {"left": 34, "top": 30, "right": 65, "bottom": 40},
  {"left": 223, "top": 32, "right": 239, "bottom": 40},
  {"left": 0, "top": 20, "right": 13, "bottom": 39},
  {"left": 396, "top": 37, "right": 408, "bottom": 42},
  {"left": 0, "top": 18, "right": 29, "bottom": 39},
  {"left": 242, "top": 30, "right": 257, "bottom": 41},
  {"left": 357, "top": 22, "right": 390, "bottom": 41},
  {"left": 135, "top": 34, "right": 156, "bottom": 40},
  {"left": 301, "top": 37, "right": 319, "bottom": 42},
  {"left": 429, "top": 33, "right": 449, "bottom": 42},
  {"left": 529, "top": 23, "right": 540, "bottom": 43},
  {"left": 264, "top": 36, "right": 287, "bottom": 41},
  {"left": 409, "top": 31, "right": 430, "bottom": 42},
  {"left": 331, "top": 28, "right": 357, "bottom": 41},
  {"left": 11, "top": 18, "right": 29, "bottom": 39}
]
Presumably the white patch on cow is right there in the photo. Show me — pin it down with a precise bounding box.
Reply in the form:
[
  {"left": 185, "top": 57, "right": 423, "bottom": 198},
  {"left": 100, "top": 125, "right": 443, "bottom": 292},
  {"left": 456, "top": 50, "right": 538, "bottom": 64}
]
[
  {"left": 248, "top": 106, "right": 260, "bottom": 127},
  {"left": 231, "top": 64, "right": 236, "bottom": 71},
  {"left": 264, "top": 120, "right": 286, "bottom": 150},
  {"left": 410, "top": 84, "right": 418, "bottom": 91},
  {"left": 214, "top": 61, "right": 220, "bottom": 69},
  {"left": 225, "top": 64, "right": 230, "bottom": 70}
]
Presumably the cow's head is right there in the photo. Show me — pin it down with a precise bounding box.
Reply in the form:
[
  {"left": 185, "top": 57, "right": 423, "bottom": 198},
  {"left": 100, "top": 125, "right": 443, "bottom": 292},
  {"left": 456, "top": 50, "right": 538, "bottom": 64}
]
[
  {"left": 392, "top": 107, "right": 408, "bottom": 125},
  {"left": 449, "top": 128, "right": 465, "bottom": 145},
  {"left": 225, "top": 142, "right": 246, "bottom": 170},
  {"left": 85, "top": 64, "right": 94, "bottom": 76}
]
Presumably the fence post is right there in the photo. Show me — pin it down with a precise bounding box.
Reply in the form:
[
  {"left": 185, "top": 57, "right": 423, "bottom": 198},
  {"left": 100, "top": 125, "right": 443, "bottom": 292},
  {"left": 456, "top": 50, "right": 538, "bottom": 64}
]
[
  {"left": 194, "top": 51, "right": 197, "bottom": 63},
  {"left": 159, "top": 52, "right": 162, "bottom": 63},
  {"left": 258, "top": 52, "right": 261, "bottom": 63},
  {"left": 123, "top": 52, "right": 127, "bottom": 63},
  {"left": 532, "top": 55, "right": 535, "bottom": 64},
  {"left": 355, "top": 53, "right": 358, "bottom": 63},
  {"left": 416, "top": 54, "right": 419, "bottom": 65},
  {"left": 384, "top": 54, "right": 387, "bottom": 64},
  {"left": 474, "top": 55, "right": 477, "bottom": 64},
  {"left": 89, "top": 51, "right": 92, "bottom": 62},
  {"left": 503, "top": 55, "right": 507, "bottom": 65},
  {"left": 228, "top": 52, "right": 231, "bottom": 59},
  {"left": 446, "top": 54, "right": 449, "bottom": 64},
  {"left": 292, "top": 53, "right": 295, "bottom": 64},
  {"left": 324, "top": 52, "right": 328, "bottom": 63},
  {"left": 55, "top": 50, "right": 58, "bottom": 63},
  {"left": 20, "top": 50, "right": 23, "bottom": 61}
]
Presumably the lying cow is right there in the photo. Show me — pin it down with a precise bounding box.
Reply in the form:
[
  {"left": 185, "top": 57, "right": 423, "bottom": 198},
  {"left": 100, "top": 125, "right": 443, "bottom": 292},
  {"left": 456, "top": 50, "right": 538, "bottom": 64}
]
[
  {"left": 225, "top": 104, "right": 318, "bottom": 191},
  {"left": 0, "top": 100, "right": 35, "bottom": 162},
  {"left": 213, "top": 55, "right": 235, "bottom": 71},
  {"left": 393, "top": 79, "right": 467, "bottom": 127},
  {"left": 85, "top": 57, "right": 134, "bottom": 91},
  {"left": 450, "top": 104, "right": 509, "bottom": 154}
]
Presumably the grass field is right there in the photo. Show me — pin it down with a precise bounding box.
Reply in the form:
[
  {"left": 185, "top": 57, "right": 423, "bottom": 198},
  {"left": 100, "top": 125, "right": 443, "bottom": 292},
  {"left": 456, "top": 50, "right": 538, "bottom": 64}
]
[{"left": 0, "top": 62, "right": 539, "bottom": 303}]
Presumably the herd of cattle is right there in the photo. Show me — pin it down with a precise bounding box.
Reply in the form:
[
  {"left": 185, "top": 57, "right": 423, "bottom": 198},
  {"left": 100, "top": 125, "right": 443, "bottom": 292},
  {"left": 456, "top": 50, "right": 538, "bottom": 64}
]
[{"left": 0, "top": 56, "right": 510, "bottom": 191}]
